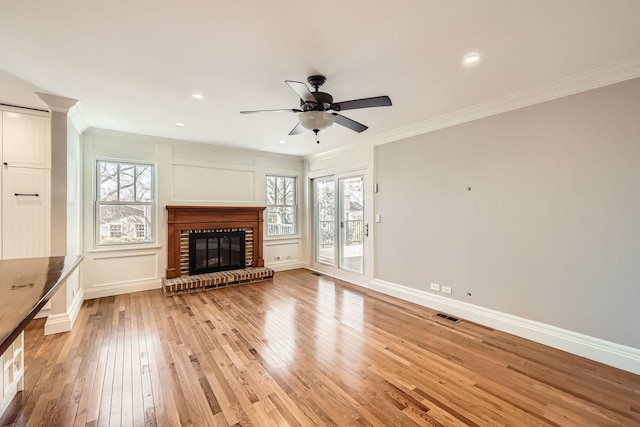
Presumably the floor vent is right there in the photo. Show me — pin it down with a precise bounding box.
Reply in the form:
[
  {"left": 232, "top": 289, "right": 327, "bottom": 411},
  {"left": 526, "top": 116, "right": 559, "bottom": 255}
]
[
  {"left": 436, "top": 313, "right": 461, "bottom": 323},
  {"left": 311, "top": 272, "right": 322, "bottom": 276}
]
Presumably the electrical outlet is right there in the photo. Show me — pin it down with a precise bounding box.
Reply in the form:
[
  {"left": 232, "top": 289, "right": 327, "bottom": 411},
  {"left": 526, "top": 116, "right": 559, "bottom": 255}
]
[
  {"left": 430, "top": 282, "right": 440, "bottom": 291},
  {"left": 285, "top": 255, "right": 292, "bottom": 259},
  {"left": 441, "top": 286, "right": 452, "bottom": 295}
]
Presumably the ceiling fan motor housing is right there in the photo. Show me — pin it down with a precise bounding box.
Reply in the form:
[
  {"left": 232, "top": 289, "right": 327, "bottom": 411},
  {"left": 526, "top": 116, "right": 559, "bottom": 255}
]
[{"left": 300, "top": 91, "right": 333, "bottom": 111}]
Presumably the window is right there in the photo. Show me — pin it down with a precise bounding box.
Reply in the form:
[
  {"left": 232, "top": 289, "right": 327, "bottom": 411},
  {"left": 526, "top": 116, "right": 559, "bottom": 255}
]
[
  {"left": 96, "top": 160, "right": 154, "bottom": 245},
  {"left": 266, "top": 175, "right": 296, "bottom": 237}
]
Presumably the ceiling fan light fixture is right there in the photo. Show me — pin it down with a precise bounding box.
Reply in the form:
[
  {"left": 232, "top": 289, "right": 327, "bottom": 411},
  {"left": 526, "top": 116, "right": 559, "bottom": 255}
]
[{"left": 298, "top": 111, "right": 335, "bottom": 131}]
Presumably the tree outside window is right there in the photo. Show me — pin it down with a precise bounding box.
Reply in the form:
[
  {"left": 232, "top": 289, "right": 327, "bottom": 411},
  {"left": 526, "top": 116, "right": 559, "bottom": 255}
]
[
  {"left": 96, "top": 160, "right": 154, "bottom": 245},
  {"left": 266, "top": 175, "right": 296, "bottom": 237}
]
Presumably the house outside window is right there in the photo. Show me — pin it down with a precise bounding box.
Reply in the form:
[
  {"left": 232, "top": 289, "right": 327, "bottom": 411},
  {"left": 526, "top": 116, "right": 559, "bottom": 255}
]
[
  {"left": 96, "top": 160, "right": 155, "bottom": 245},
  {"left": 266, "top": 175, "right": 296, "bottom": 237},
  {"left": 135, "top": 223, "right": 146, "bottom": 238},
  {"left": 109, "top": 224, "right": 123, "bottom": 238}
]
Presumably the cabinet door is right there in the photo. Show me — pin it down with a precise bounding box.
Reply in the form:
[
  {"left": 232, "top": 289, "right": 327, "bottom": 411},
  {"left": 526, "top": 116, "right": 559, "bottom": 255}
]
[
  {"left": 1, "top": 332, "right": 24, "bottom": 414},
  {"left": 2, "top": 167, "right": 51, "bottom": 259},
  {"left": 2, "top": 111, "right": 51, "bottom": 169}
]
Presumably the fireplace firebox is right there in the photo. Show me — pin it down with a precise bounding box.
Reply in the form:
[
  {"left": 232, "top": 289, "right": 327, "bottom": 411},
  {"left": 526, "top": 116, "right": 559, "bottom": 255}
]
[{"left": 189, "top": 230, "right": 246, "bottom": 275}]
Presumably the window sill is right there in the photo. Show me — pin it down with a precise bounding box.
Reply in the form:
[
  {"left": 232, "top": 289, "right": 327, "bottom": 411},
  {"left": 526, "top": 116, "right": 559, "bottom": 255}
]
[
  {"left": 264, "top": 235, "right": 302, "bottom": 242},
  {"left": 87, "top": 244, "right": 162, "bottom": 254}
]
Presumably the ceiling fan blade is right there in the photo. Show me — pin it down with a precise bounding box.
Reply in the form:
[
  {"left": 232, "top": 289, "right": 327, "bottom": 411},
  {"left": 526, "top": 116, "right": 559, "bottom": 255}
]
[
  {"left": 332, "top": 96, "right": 392, "bottom": 111},
  {"left": 285, "top": 80, "right": 318, "bottom": 103},
  {"left": 332, "top": 113, "right": 368, "bottom": 133},
  {"left": 288, "top": 122, "right": 304, "bottom": 135},
  {"left": 240, "top": 108, "right": 301, "bottom": 114}
]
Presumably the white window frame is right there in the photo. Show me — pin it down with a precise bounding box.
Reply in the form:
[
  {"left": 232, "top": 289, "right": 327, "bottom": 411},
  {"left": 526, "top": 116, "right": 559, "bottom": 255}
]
[
  {"left": 95, "top": 159, "right": 156, "bottom": 246},
  {"left": 266, "top": 175, "right": 297, "bottom": 237}
]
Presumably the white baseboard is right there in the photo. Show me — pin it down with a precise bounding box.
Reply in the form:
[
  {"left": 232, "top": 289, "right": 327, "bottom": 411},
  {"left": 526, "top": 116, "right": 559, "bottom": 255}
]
[
  {"left": 83, "top": 278, "right": 161, "bottom": 300},
  {"left": 43, "top": 287, "right": 85, "bottom": 335},
  {"left": 44, "top": 312, "right": 72, "bottom": 335},
  {"left": 68, "top": 287, "right": 85, "bottom": 327},
  {"left": 266, "top": 261, "right": 307, "bottom": 272},
  {"left": 369, "top": 278, "right": 640, "bottom": 375}
]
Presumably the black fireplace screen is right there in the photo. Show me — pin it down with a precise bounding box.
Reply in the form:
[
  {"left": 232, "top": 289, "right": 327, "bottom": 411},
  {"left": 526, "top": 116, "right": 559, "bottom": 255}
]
[{"left": 189, "top": 230, "right": 246, "bottom": 275}]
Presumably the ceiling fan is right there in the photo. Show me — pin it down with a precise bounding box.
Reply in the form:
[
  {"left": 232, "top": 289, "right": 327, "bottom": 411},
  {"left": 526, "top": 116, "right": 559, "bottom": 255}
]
[{"left": 240, "top": 75, "right": 392, "bottom": 143}]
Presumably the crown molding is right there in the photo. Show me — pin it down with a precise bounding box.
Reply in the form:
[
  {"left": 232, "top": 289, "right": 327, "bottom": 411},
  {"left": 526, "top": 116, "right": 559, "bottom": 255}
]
[
  {"left": 305, "top": 139, "right": 370, "bottom": 163},
  {"left": 367, "top": 56, "right": 640, "bottom": 147}
]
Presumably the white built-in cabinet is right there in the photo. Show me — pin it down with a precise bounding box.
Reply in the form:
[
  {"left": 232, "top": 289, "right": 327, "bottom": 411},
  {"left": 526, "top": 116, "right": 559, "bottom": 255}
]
[
  {"left": 0, "top": 334, "right": 24, "bottom": 415},
  {"left": 2, "top": 167, "right": 51, "bottom": 259},
  {"left": 2, "top": 111, "right": 51, "bottom": 169},
  {"left": 0, "top": 108, "right": 51, "bottom": 415}
]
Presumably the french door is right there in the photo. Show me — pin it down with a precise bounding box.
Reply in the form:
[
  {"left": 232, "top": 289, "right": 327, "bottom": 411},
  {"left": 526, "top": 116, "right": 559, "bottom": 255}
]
[{"left": 314, "top": 174, "right": 365, "bottom": 274}]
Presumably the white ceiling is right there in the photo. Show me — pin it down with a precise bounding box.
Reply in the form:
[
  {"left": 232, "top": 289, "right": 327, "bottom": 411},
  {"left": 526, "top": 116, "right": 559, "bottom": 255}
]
[{"left": 1, "top": 1, "right": 640, "bottom": 156}]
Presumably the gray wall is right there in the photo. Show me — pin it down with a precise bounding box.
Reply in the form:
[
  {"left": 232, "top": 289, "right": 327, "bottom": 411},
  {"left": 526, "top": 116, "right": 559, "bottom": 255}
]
[{"left": 374, "top": 78, "right": 640, "bottom": 349}]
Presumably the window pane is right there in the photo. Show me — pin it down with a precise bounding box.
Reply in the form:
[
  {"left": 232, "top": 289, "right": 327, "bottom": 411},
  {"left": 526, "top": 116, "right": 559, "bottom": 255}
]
[
  {"left": 135, "top": 165, "right": 152, "bottom": 202},
  {"left": 315, "top": 179, "right": 335, "bottom": 265},
  {"left": 266, "top": 206, "right": 296, "bottom": 236},
  {"left": 99, "top": 161, "right": 118, "bottom": 201},
  {"left": 98, "top": 204, "right": 153, "bottom": 244},
  {"left": 284, "top": 177, "right": 295, "bottom": 205},
  {"left": 266, "top": 176, "right": 276, "bottom": 205},
  {"left": 119, "top": 164, "right": 136, "bottom": 202},
  {"left": 275, "top": 176, "right": 284, "bottom": 205}
]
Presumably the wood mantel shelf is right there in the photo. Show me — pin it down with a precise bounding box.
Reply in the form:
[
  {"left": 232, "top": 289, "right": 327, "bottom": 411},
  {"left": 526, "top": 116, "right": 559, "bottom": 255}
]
[{"left": 165, "top": 206, "right": 265, "bottom": 279}]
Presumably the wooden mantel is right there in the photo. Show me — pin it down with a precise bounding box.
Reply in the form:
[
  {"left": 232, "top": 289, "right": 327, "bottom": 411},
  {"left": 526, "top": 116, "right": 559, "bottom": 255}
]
[{"left": 165, "top": 206, "right": 265, "bottom": 279}]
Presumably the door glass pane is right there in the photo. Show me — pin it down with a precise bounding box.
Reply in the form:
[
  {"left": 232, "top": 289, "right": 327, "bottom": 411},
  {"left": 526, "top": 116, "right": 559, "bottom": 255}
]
[
  {"left": 339, "top": 176, "right": 364, "bottom": 273},
  {"left": 315, "top": 178, "right": 335, "bottom": 265}
]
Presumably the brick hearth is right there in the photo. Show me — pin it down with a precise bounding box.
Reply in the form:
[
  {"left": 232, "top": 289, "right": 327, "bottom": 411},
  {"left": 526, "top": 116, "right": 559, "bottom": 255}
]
[{"left": 162, "top": 267, "right": 274, "bottom": 295}]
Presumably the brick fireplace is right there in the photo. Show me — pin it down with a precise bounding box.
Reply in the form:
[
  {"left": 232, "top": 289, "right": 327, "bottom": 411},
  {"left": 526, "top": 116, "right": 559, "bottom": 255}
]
[
  {"left": 164, "top": 206, "right": 273, "bottom": 294},
  {"left": 165, "top": 206, "right": 266, "bottom": 280}
]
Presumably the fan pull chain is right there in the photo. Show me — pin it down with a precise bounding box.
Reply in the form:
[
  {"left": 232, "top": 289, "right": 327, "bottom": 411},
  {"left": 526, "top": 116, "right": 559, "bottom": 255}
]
[{"left": 314, "top": 129, "right": 320, "bottom": 144}]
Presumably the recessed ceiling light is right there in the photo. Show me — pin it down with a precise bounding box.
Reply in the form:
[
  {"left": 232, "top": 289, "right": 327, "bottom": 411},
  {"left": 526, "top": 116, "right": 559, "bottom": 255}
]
[
  {"left": 463, "top": 53, "right": 481, "bottom": 66},
  {"left": 191, "top": 93, "right": 204, "bottom": 100},
  {"left": 278, "top": 140, "right": 286, "bottom": 144},
  {"left": 175, "top": 122, "right": 185, "bottom": 127}
]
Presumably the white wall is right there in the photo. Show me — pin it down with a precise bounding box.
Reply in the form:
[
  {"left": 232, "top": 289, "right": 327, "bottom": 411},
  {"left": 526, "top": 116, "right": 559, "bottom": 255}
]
[
  {"left": 372, "top": 78, "right": 640, "bottom": 372},
  {"left": 81, "top": 129, "right": 304, "bottom": 299}
]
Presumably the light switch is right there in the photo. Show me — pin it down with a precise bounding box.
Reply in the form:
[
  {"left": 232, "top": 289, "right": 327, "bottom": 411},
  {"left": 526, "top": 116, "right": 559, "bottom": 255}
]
[{"left": 375, "top": 214, "right": 382, "bottom": 223}]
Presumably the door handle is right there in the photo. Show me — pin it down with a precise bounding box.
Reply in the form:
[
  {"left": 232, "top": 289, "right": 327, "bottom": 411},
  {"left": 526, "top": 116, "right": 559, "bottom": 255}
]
[{"left": 364, "top": 223, "right": 369, "bottom": 237}]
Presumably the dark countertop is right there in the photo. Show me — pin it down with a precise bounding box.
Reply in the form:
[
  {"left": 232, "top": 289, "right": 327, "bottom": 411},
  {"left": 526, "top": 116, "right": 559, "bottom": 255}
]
[{"left": 0, "top": 255, "right": 83, "bottom": 355}]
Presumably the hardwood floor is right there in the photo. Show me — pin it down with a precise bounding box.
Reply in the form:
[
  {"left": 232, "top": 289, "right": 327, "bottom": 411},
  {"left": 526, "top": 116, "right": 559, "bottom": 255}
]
[{"left": 1, "top": 269, "right": 639, "bottom": 426}]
